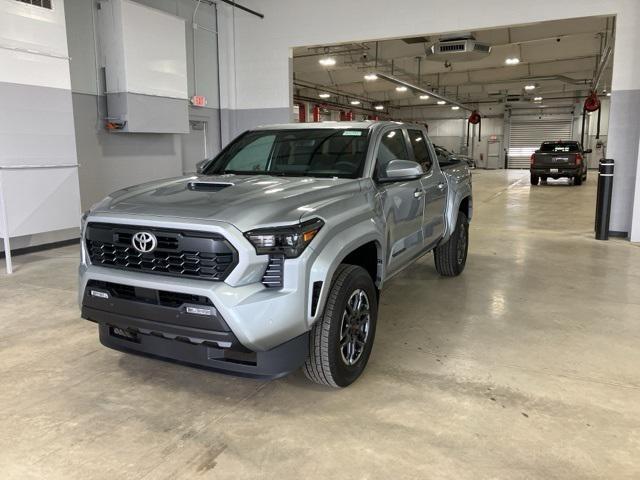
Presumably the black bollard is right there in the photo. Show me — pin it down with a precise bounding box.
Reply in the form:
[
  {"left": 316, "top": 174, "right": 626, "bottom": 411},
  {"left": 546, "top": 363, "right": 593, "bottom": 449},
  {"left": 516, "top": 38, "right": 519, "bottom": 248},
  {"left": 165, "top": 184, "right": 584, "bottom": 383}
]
[{"left": 595, "top": 159, "right": 614, "bottom": 240}]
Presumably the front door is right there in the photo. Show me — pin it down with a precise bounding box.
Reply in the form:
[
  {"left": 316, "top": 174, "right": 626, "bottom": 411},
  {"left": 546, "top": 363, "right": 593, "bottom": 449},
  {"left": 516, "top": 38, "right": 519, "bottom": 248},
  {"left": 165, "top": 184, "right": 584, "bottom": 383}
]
[
  {"left": 407, "top": 129, "right": 447, "bottom": 248},
  {"left": 375, "top": 128, "right": 425, "bottom": 276}
]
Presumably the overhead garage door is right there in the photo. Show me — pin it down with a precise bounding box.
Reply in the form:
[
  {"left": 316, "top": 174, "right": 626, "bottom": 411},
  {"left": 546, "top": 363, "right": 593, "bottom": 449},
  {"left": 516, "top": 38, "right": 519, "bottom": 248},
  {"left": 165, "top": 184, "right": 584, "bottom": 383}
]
[{"left": 507, "top": 119, "right": 573, "bottom": 168}]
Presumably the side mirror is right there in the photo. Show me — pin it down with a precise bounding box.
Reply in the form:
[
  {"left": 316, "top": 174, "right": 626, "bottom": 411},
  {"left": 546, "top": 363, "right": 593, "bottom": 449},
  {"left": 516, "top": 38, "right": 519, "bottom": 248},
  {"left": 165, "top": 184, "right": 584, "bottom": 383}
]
[
  {"left": 583, "top": 149, "right": 593, "bottom": 154},
  {"left": 196, "top": 159, "right": 209, "bottom": 174},
  {"left": 382, "top": 159, "right": 424, "bottom": 181}
]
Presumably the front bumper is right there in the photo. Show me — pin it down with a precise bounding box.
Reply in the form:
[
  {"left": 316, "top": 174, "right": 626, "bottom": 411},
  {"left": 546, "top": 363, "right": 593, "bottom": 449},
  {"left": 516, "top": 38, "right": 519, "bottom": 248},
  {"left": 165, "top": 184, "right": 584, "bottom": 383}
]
[{"left": 81, "top": 281, "right": 308, "bottom": 379}]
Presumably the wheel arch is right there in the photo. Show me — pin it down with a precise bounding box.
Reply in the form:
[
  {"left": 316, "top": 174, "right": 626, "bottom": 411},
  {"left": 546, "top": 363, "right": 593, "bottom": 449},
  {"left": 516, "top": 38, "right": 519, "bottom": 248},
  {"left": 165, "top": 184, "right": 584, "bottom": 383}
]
[{"left": 307, "top": 231, "right": 383, "bottom": 329}]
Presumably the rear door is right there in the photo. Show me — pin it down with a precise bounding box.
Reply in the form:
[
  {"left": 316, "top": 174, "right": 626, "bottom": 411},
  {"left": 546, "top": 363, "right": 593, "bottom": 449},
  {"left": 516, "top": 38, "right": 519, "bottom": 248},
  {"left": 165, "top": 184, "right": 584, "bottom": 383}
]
[
  {"left": 374, "top": 127, "right": 425, "bottom": 275},
  {"left": 407, "top": 129, "right": 447, "bottom": 248}
]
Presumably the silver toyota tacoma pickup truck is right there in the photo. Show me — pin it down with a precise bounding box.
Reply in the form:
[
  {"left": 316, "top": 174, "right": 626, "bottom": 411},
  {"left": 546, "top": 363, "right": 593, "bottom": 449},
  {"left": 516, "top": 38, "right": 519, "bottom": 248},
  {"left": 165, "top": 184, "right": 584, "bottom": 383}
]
[{"left": 79, "top": 121, "right": 472, "bottom": 387}]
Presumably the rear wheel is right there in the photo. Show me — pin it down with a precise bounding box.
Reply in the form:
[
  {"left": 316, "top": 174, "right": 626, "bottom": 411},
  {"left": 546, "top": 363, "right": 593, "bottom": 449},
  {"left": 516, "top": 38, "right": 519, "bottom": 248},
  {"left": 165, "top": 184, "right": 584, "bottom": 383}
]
[
  {"left": 574, "top": 175, "right": 583, "bottom": 186},
  {"left": 303, "top": 264, "right": 378, "bottom": 388},
  {"left": 434, "top": 211, "right": 469, "bottom": 277},
  {"left": 530, "top": 174, "right": 540, "bottom": 185}
]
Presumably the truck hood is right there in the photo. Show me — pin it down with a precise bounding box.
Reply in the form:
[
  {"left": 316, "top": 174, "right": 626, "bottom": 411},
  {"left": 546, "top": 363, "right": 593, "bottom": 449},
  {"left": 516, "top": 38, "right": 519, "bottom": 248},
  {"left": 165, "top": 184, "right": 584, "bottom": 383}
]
[{"left": 92, "top": 174, "right": 361, "bottom": 231}]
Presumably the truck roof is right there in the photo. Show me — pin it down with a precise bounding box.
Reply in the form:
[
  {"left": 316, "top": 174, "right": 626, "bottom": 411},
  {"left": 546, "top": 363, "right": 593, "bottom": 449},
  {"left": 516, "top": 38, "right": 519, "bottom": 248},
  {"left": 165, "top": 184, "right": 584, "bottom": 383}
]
[{"left": 252, "top": 121, "right": 421, "bottom": 131}]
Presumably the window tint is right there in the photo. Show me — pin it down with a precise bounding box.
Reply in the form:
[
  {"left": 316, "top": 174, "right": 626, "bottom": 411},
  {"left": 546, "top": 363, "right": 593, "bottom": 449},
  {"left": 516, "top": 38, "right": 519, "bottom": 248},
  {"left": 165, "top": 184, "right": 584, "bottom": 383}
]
[
  {"left": 376, "top": 129, "right": 409, "bottom": 178},
  {"left": 205, "top": 129, "right": 370, "bottom": 178},
  {"left": 224, "top": 134, "right": 276, "bottom": 172},
  {"left": 408, "top": 129, "right": 432, "bottom": 172},
  {"left": 539, "top": 142, "right": 580, "bottom": 153}
]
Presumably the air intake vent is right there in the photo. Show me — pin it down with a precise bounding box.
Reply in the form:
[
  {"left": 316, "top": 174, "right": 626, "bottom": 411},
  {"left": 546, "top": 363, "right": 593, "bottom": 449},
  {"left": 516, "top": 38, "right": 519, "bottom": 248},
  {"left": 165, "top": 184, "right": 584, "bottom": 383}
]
[
  {"left": 262, "top": 255, "right": 284, "bottom": 288},
  {"left": 426, "top": 36, "right": 491, "bottom": 62},
  {"left": 438, "top": 42, "right": 466, "bottom": 53},
  {"left": 187, "top": 182, "right": 233, "bottom": 193}
]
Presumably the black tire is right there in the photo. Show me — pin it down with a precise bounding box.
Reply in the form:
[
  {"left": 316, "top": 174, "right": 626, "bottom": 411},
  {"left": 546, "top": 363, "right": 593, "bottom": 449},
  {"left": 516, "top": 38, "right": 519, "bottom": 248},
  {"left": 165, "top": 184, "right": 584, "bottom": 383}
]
[
  {"left": 574, "top": 175, "right": 582, "bottom": 186},
  {"left": 530, "top": 174, "right": 540, "bottom": 185},
  {"left": 303, "top": 264, "right": 378, "bottom": 388},
  {"left": 434, "top": 211, "right": 469, "bottom": 277}
]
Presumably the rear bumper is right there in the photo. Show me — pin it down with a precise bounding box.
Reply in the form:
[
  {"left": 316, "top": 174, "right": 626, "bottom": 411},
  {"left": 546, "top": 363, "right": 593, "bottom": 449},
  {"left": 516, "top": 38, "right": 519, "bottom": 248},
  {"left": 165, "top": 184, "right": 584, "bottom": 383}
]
[
  {"left": 81, "top": 283, "right": 309, "bottom": 379},
  {"left": 531, "top": 166, "right": 581, "bottom": 177}
]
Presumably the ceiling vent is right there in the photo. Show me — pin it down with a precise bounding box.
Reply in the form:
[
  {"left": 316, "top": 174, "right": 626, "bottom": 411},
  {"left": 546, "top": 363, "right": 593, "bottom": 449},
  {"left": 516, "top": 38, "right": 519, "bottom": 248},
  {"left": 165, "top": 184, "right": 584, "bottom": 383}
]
[{"left": 425, "top": 34, "right": 491, "bottom": 62}]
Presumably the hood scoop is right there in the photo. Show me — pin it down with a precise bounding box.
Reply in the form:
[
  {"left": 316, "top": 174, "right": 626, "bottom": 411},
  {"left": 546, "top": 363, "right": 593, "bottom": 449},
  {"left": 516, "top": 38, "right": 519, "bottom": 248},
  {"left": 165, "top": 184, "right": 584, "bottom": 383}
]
[{"left": 187, "top": 181, "right": 234, "bottom": 193}]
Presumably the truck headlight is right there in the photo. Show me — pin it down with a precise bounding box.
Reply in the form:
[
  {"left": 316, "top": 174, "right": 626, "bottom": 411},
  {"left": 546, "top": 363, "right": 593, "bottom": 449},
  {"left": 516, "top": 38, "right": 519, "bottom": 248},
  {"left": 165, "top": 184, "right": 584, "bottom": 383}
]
[{"left": 245, "top": 218, "right": 324, "bottom": 258}]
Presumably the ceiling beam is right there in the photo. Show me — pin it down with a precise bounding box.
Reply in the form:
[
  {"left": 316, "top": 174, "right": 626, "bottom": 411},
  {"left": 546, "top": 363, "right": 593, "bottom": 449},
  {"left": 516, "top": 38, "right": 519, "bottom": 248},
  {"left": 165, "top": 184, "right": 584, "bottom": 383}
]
[{"left": 374, "top": 73, "right": 474, "bottom": 111}]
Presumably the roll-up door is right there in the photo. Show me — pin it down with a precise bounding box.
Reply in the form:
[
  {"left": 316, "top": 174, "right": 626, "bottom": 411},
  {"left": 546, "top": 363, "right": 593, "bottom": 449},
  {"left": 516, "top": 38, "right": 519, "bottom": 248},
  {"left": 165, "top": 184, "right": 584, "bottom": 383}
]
[{"left": 507, "top": 119, "right": 573, "bottom": 168}]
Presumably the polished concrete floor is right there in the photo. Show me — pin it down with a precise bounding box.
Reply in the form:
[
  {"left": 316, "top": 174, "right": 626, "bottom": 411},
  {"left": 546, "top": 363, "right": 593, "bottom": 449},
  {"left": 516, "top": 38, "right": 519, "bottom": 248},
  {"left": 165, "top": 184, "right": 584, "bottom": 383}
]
[{"left": 1, "top": 170, "right": 639, "bottom": 479}]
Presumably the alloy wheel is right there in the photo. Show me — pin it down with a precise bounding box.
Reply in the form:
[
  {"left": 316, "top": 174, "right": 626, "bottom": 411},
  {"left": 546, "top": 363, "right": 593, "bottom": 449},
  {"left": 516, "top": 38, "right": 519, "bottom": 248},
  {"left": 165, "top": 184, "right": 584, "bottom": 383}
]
[{"left": 339, "top": 289, "right": 371, "bottom": 366}]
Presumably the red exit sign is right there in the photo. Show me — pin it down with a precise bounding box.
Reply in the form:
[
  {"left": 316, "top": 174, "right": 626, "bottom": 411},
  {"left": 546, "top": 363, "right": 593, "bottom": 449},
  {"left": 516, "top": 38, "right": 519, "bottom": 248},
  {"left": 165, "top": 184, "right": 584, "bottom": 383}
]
[{"left": 190, "top": 95, "right": 207, "bottom": 107}]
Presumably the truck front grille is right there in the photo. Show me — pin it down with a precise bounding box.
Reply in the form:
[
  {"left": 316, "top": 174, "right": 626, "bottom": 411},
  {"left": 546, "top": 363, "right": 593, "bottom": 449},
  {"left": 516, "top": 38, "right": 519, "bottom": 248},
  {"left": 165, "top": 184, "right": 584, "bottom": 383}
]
[{"left": 86, "top": 223, "right": 238, "bottom": 281}]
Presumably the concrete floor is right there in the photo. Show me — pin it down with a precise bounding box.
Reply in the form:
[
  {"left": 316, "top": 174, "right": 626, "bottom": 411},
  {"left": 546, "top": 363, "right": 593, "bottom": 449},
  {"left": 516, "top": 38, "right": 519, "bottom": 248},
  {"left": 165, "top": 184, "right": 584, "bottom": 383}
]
[{"left": 1, "top": 170, "right": 639, "bottom": 479}]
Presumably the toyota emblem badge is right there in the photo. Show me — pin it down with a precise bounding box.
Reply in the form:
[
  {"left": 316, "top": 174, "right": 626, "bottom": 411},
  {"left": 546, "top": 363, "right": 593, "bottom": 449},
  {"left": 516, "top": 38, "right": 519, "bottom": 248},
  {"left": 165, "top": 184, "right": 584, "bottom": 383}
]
[{"left": 131, "top": 231, "right": 157, "bottom": 253}]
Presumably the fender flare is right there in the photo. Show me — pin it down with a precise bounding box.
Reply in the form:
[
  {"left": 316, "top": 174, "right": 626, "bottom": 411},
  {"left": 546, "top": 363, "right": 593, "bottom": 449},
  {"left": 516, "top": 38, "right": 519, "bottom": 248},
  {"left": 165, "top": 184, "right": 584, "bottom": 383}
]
[{"left": 304, "top": 218, "right": 383, "bottom": 328}]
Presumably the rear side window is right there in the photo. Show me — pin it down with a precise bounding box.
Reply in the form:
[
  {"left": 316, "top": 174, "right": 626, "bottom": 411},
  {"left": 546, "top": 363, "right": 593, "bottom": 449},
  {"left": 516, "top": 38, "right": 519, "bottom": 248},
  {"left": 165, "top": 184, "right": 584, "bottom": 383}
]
[
  {"left": 376, "top": 129, "right": 409, "bottom": 179},
  {"left": 539, "top": 143, "right": 580, "bottom": 153},
  {"left": 408, "top": 129, "right": 432, "bottom": 172}
]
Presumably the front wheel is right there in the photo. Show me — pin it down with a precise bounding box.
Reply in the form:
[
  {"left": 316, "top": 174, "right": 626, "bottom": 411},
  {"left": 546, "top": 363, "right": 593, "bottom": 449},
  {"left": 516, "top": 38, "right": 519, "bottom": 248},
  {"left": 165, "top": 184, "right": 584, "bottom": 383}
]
[
  {"left": 434, "top": 211, "right": 469, "bottom": 277},
  {"left": 303, "top": 264, "right": 378, "bottom": 388}
]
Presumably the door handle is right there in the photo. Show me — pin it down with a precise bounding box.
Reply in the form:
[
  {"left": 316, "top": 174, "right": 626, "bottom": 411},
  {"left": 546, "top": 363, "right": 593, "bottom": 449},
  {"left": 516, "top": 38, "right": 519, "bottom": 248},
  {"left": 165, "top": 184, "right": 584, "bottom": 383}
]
[{"left": 414, "top": 189, "right": 424, "bottom": 199}]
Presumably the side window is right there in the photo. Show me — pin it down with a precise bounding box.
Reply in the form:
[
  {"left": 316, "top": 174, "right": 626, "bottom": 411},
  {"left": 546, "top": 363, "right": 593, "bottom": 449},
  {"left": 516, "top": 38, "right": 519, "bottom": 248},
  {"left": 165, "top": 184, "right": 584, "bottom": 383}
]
[
  {"left": 408, "top": 129, "right": 433, "bottom": 172},
  {"left": 225, "top": 135, "right": 275, "bottom": 172},
  {"left": 376, "top": 129, "right": 409, "bottom": 179}
]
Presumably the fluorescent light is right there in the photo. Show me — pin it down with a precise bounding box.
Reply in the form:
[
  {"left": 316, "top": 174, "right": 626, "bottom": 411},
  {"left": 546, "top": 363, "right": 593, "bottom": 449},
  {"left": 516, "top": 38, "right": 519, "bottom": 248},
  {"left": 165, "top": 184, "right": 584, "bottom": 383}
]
[
  {"left": 419, "top": 94, "right": 430, "bottom": 100},
  {"left": 524, "top": 85, "right": 535, "bottom": 91},
  {"left": 318, "top": 57, "right": 336, "bottom": 67},
  {"left": 364, "top": 73, "right": 378, "bottom": 81},
  {"left": 451, "top": 106, "right": 460, "bottom": 110},
  {"left": 374, "top": 105, "right": 384, "bottom": 111},
  {"left": 606, "top": 92, "right": 611, "bottom": 97},
  {"left": 437, "top": 100, "right": 446, "bottom": 105},
  {"left": 387, "top": 131, "right": 396, "bottom": 138},
  {"left": 318, "top": 93, "right": 330, "bottom": 99},
  {"left": 533, "top": 96, "right": 543, "bottom": 102},
  {"left": 395, "top": 86, "right": 408, "bottom": 92},
  {"left": 505, "top": 57, "right": 520, "bottom": 65},
  {"left": 350, "top": 100, "right": 361, "bottom": 105}
]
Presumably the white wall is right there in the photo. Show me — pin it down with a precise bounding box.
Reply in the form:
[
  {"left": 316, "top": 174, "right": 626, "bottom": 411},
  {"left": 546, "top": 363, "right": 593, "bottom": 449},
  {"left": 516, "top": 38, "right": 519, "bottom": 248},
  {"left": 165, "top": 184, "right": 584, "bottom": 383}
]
[{"left": 0, "top": 0, "right": 81, "bottom": 253}]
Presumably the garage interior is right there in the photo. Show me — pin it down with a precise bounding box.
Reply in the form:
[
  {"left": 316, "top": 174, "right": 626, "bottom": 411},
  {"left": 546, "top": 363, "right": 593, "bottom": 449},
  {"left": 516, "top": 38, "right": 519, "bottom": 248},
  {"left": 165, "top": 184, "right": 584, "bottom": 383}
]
[{"left": 1, "top": 1, "right": 640, "bottom": 479}]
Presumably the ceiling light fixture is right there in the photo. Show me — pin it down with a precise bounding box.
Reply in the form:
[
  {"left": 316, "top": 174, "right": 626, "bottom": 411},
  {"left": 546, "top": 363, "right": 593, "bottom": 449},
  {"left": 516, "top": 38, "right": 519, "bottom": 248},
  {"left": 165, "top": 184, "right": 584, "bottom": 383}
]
[
  {"left": 318, "top": 57, "right": 336, "bottom": 67},
  {"left": 395, "top": 86, "right": 408, "bottom": 92},
  {"left": 451, "top": 106, "right": 460, "bottom": 110},
  {"left": 437, "top": 100, "right": 446, "bottom": 105},
  {"left": 350, "top": 100, "right": 361, "bottom": 105},
  {"left": 524, "top": 85, "right": 536, "bottom": 91},
  {"left": 318, "top": 93, "right": 330, "bottom": 99},
  {"left": 374, "top": 105, "right": 384, "bottom": 111},
  {"left": 606, "top": 92, "right": 611, "bottom": 97},
  {"left": 505, "top": 57, "right": 520, "bottom": 65},
  {"left": 533, "top": 96, "right": 543, "bottom": 102},
  {"left": 419, "top": 94, "right": 430, "bottom": 100},
  {"left": 364, "top": 73, "right": 378, "bottom": 81}
]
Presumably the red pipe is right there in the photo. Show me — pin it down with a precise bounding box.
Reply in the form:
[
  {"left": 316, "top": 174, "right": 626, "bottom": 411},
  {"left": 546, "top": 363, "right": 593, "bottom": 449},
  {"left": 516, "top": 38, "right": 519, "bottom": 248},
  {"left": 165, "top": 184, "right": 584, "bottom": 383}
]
[
  {"left": 312, "top": 105, "right": 321, "bottom": 122},
  {"left": 296, "top": 102, "right": 306, "bottom": 123}
]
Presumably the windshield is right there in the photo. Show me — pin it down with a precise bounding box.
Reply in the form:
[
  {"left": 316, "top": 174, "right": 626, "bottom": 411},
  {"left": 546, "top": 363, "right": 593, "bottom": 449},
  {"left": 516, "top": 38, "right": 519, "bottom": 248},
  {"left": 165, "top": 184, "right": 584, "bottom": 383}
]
[
  {"left": 539, "top": 142, "right": 580, "bottom": 153},
  {"left": 204, "top": 128, "right": 370, "bottom": 178}
]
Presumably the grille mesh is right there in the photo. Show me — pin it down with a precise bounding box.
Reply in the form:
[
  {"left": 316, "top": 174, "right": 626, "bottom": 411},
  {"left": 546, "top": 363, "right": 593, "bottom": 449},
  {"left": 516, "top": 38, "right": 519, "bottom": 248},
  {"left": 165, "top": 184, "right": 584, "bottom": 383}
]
[{"left": 86, "top": 224, "right": 237, "bottom": 281}]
